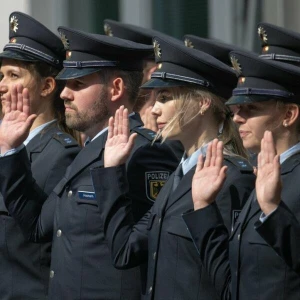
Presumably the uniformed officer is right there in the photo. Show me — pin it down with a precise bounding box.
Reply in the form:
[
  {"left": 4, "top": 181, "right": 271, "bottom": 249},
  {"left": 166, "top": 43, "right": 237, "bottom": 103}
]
[
  {"left": 0, "top": 27, "right": 182, "bottom": 300},
  {"left": 184, "top": 50, "right": 300, "bottom": 300},
  {"left": 103, "top": 19, "right": 182, "bottom": 136},
  {"left": 257, "top": 22, "right": 300, "bottom": 65},
  {"left": 0, "top": 12, "right": 80, "bottom": 300},
  {"left": 91, "top": 35, "right": 255, "bottom": 300}
]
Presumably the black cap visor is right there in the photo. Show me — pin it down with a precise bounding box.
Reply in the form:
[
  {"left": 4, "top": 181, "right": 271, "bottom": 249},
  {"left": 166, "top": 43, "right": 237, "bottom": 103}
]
[
  {"left": 56, "top": 67, "right": 102, "bottom": 80},
  {"left": 141, "top": 78, "right": 193, "bottom": 89},
  {"left": 225, "top": 94, "right": 279, "bottom": 106},
  {"left": 0, "top": 50, "right": 39, "bottom": 63}
]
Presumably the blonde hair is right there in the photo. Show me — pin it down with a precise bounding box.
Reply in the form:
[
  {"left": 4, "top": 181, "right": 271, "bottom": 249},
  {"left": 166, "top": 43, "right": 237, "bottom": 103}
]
[{"left": 155, "top": 86, "right": 248, "bottom": 158}]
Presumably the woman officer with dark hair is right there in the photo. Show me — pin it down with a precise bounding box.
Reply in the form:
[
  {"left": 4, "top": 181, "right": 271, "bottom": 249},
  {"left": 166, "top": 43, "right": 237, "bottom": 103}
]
[{"left": 0, "top": 12, "right": 80, "bottom": 299}]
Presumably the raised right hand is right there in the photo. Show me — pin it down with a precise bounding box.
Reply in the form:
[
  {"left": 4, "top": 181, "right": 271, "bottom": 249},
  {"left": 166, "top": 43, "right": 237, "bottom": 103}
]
[
  {"left": 192, "top": 139, "right": 227, "bottom": 210},
  {"left": 0, "top": 84, "right": 37, "bottom": 154},
  {"left": 104, "top": 106, "right": 137, "bottom": 168}
]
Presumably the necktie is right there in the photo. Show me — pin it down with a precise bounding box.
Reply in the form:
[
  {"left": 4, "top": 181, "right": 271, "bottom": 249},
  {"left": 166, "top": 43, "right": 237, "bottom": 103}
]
[{"left": 172, "top": 164, "right": 183, "bottom": 192}]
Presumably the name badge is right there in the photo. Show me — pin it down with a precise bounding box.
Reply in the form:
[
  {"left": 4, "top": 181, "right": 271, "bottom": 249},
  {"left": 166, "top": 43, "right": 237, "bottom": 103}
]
[{"left": 78, "top": 191, "right": 96, "bottom": 200}]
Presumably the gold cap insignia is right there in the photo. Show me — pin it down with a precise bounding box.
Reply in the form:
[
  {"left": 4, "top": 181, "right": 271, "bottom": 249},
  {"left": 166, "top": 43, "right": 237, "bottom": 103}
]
[
  {"left": 184, "top": 38, "right": 194, "bottom": 48},
  {"left": 10, "top": 16, "right": 19, "bottom": 33},
  {"left": 157, "top": 63, "right": 162, "bottom": 69},
  {"left": 153, "top": 40, "right": 161, "bottom": 58},
  {"left": 66, "top": 51, "right": 72, "bottom": 59},
  {"left": 10, "top": 38, "right": 17, "bottom": 43},
  {"left": 238, "top": 77, "right": 246, "bottom": 84},
  {"left": 104, "top": 23, "right": 113, "bottom": 37},
  {"left": 230, "top": 56, "right": 242, "bottom": 75},
  {"left": 262, "top": 46, "right": 269, "bottom": 53},
  {"left": 258, "top": 26, "right": 268, "bottom": 44},
  {"left": 59, "top": 32, "right": 69, "bottom": 50}
]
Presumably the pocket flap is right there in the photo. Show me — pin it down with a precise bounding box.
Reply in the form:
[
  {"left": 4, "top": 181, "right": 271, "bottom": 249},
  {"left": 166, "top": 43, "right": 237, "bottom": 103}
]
[{"left": 166, "top": 216, "right": 191, "bottom": 239}]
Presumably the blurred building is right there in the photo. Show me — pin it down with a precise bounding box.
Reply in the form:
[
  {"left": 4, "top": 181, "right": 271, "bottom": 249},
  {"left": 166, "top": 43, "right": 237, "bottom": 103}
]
[{"left": 0, "top": 0, "right": 299, "bottom": 53}]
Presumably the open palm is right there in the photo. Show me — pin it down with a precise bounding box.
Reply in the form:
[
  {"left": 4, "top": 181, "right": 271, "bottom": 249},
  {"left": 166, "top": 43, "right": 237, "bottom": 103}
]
[
  {"left": 192, "top": 139, "right": 227, "bottom": 210},
  {"left": 104, "top": 106, "right": 137, "bottom": 168},
  {"left": 256, "top": 131, "right": 281, "bottom": 214},
  {"left": 0, "top": 84, "right": 36, "bottom": 153}
]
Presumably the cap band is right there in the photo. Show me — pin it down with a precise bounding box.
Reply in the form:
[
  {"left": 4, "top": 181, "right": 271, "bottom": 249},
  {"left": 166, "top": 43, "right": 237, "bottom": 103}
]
[
  {"left": 260, "top": 53, "right": 300, "bottom": 63},
  {"left": 63, "top": 60, "right": 118, "bottom": 68},
  {"left": 151, "top": 71, "right": 211, "bottom": 87},
  {"left": 4, "top": 43, "right": 60, "bottom": 65},
  {"left": 233, "top": 87, "right": 294, "bottom": 98}
]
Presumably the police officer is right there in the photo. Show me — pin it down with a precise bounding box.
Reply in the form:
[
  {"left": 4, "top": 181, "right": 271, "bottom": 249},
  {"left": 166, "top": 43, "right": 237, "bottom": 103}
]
[
  {"left": 0, "top": 26, "right": 182, "bottom": 299},
  {"left": 0, "top": 12, "right": 80, "bottom": 300},
  {"left": 91, "top": 35, "right": 255, "bottom": 300},
  {"left": 184, "top": 50, "right": 300, "bottom": 300},
  {"left": 103, "top": 19, "right": 183, "bottom": 137}
]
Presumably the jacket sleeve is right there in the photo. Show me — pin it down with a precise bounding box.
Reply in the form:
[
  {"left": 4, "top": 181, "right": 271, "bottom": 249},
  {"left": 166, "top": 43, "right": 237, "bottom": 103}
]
[
  {"left": 255, "top": 201, "right": 300, "bottom": 275},
  {"left": 182, "top": 169, "right": 255, "bottom": 300},
  {"left": 0, "top": 143, "right": 79, "bottom": 242},
  {"left": 183, "top": 203, "right": 232, "bottom": 300},
  {"left": 91, "top": 165, "right": 149, "bottom": 269}
]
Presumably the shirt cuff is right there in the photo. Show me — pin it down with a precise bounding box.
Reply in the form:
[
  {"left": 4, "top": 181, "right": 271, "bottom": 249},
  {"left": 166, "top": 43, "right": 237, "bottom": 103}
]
[
  {"left": 0, "top": 144, "right": 25, "bottom": 157},
  {"left": 259, "top": 207, "right": 278, "bottom": 223}
]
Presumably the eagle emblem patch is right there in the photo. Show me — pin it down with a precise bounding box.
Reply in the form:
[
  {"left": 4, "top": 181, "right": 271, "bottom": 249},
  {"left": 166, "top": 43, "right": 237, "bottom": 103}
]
[{"left": 145, "top": 171, "right": 170, "bottom": 201}]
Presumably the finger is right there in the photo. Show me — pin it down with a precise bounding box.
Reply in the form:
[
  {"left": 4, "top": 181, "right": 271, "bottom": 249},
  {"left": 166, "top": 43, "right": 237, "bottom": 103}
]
[
  {"left": 22, "top": 88, "right": 30, "bottom": 116},
  {"left": 260, "top": 137, "right": 266, "bottom": 167},
  {"left": 124, "top": 132, "right": 137, "bottom": 153},
  {"left": 204, "top": 142, "right": 212, "bottom": 167},
  {"left": 11, "top": 85, "right": 17, "bottom": 111},
  {"left": 215, "top": 140, "right": 224, "bottom": 169},
  {"left": 211, "top": 139, "right": 218, "bottom": 166},
  {"left": 257, "top": 152, "right": 262, "bottom": 171},
  {"left": 253, "top": 166, "right": 257, "bottom": 176},
  {"left": 214, "top": 166, "right": 228, "bottom": 190},
  {"left": 17, "top": 84, "right": 24, "bottom": 112},
  {"left": 195, "top": 154, "right": 204, "bottom": 173},
  {"left": 118, "top": 106, "right": 124, "bottom": 135},
  {"left": 25, "top": 114, "right": 37, "bottom": 129},
  {"left": 123, "top": 108, "right": 129, "bottom": 138},
  {"left": 273, "top": 154, "right": 281, "bottom": 178},
  {"left": 114, "top": 109, "right": 119, "bottom": 137},
  {"left": 107, "top": 116, "right": 114, "bottom": 140},
  {"left": 266, "top": 131, "right": 276, "bottom": 163}
]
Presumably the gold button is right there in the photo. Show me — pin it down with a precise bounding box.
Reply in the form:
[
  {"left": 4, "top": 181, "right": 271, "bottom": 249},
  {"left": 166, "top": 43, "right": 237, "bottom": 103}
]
[
  {"left": 148, "top": 286, "right": 152, "bottom": 294},
  {"left": 153, "top": 252, "right": 156, "bottom": 260},
  {"left": 68, "top": 190, "right": 72, "bottom": 197},
  {"left": 57, "top": 229, "right": 62, "bottom": 237},
  {"left": 50, "top": 270, "right": 54, "bottom": 278}
]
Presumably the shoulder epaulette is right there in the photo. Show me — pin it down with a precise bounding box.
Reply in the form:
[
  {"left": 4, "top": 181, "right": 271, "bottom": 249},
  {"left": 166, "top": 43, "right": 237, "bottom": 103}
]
[
  {"left": 131, "top": 126, "right": 158, "bottom": 142},
  {"left": 224, "top": 156, "right": 253, "bottom": 173},
  {"left": 53, "top": 132, "right": 79, "bottom": 148}
]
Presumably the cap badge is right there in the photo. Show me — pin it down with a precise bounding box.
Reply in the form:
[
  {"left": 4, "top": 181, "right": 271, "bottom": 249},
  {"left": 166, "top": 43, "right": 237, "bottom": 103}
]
[
  {"left": 104, "top": 23, "right": 113, "bottom": 37},
  {"left": 230, "top": 56, "right": 242, "bottom": 75},
  {"left": 59, "top": 32, "right": 69, "bottom": 50},
  {"left": 157, "top": 63, "right": 162, "bottom": 69},
  {"left": 66, "top": 51, "right": 72, "bottom": 59},
  {"left": 184, "top": 38, "right": 194, "bottom": 48},
  {"left": 153, "top": 40, "right": 161, "bottom": 58},
  {"left": 258, "top": 26, "right": 268, "bottom": 44},
  {"left": 10, "top": 16, "right": 19, "bottom": 33},
  {"left": 10, "top": 38, "right": 17, "bottom": 43}
]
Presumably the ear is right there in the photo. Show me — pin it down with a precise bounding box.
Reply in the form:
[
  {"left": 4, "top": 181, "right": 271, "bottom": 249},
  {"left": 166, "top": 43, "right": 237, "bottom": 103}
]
[
  {"left": 40, "top": 77, "right": 56, "bottom": 97},
  {"left": 199, "top": 97, "right": 211, "bottom": 115},
  {"left": 110, "top": 77, "right": 125, "bottom": 102},
  {"left": 283, "top": 104, "right": 299, "bottom": 127}
]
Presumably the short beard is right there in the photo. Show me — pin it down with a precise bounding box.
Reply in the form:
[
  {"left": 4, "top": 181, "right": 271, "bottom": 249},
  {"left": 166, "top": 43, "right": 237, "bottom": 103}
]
[{"left": 65, "top": 89, "right": 110, "bottom": 133}]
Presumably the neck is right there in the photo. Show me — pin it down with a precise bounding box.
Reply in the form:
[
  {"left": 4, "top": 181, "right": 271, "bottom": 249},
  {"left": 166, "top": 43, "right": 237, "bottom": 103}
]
[
  {"left": 85, "top": 118, "right": 110, "bottom": 140},
  {"left": 274, "top": 132, "right": 300, "bottom": 155},
  {"left": 30, "top": 111, "right": 55, "bottom": 131},
  {"left": 180, "top": 123, "right": 219, "bottom": 157}
]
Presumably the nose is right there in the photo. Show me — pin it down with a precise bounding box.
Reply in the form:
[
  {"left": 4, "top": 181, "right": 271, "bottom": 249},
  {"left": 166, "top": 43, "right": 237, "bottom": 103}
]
[
  {"left": 230, "top": 105, "right": 245, "bottom": 124},
  {"left": 0, "top": 78, "right": 8, "bottom": 95},
  {"left": 60, "top": 85, "right": 73, "bottom": 101},
  {"left": 151, "top": 101, "right": 162, "bottom": 116}
]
